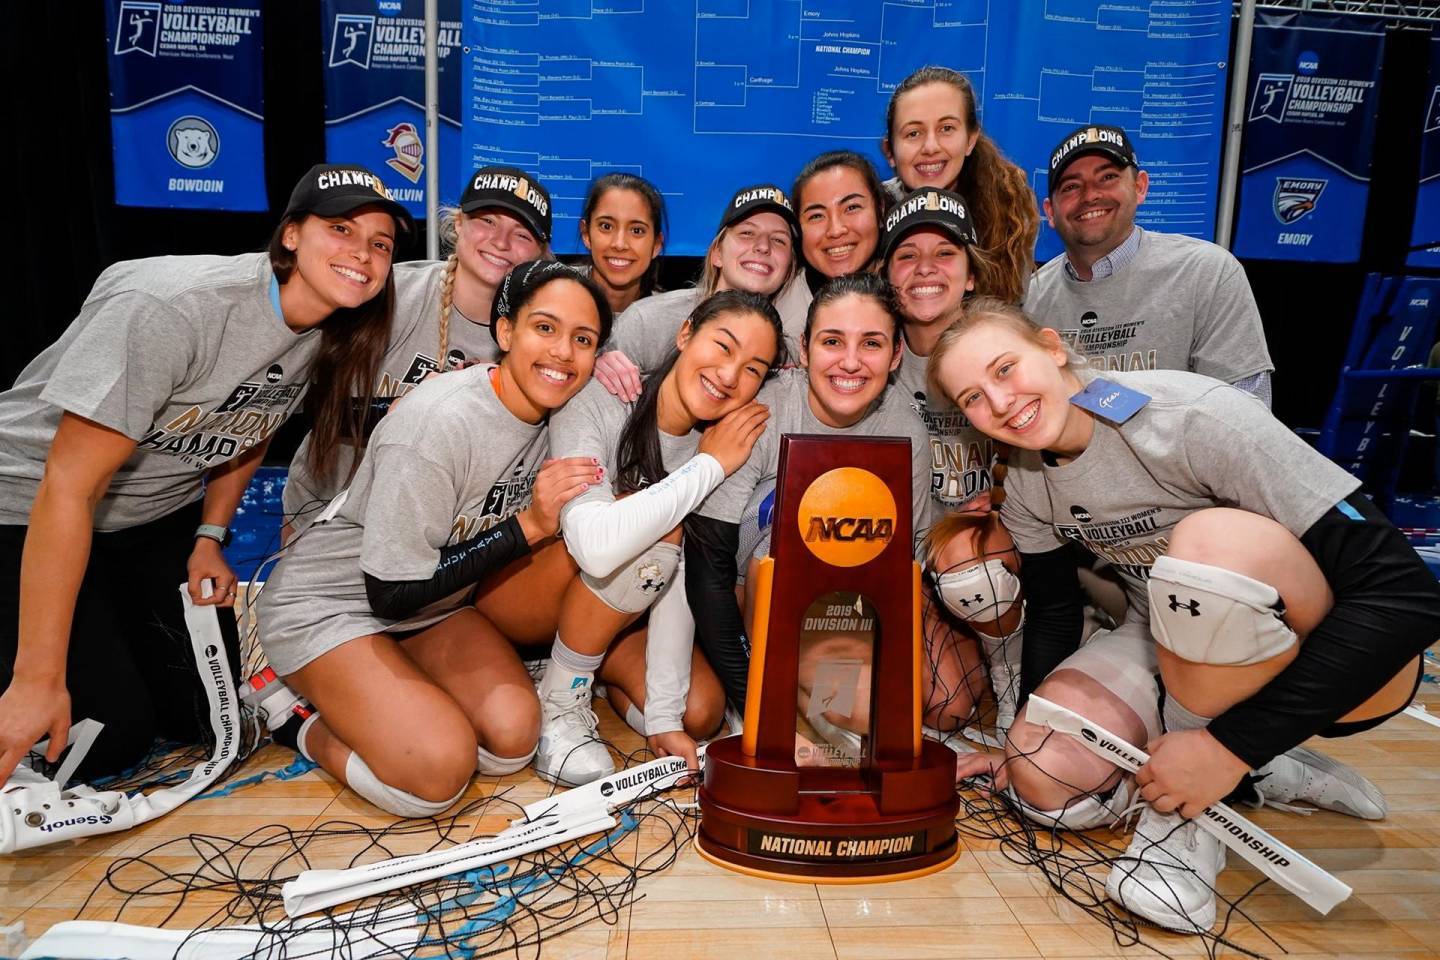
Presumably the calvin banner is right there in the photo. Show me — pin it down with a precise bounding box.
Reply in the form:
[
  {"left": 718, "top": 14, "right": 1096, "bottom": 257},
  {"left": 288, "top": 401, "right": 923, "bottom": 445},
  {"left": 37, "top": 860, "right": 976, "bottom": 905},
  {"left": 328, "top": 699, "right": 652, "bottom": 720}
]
[
  {"left": 321, "top": 0, "right": 462, "bottom": 220},
  {"left": 104, "top": 1, "right": 266, "bottom": 211},
  {"left": 1233, "top": 13, "right": 1384, "bottom": 263}
]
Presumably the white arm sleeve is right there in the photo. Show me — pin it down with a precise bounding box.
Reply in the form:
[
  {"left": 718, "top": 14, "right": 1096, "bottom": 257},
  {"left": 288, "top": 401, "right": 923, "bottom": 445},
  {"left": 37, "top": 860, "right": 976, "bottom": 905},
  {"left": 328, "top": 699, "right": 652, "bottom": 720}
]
[
  {"left": 643, "top": 553, "right": 693, "bottom": 736},
  {"left": 561, "top": 453, "right": 725, "bottom": 577}
]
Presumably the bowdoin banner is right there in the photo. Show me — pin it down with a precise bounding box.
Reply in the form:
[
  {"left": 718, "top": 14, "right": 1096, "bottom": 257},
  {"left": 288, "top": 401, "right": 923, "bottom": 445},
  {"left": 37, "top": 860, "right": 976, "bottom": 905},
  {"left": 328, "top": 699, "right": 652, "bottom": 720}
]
[
  {"left": 1233, "top": 13, "right": 1384, "bottom": 263},
  {"left": 1409, "top": 33, "right": 1440, "bottom": 268},
  {"left": 321, "top": 0, "right": 462, "bottom": 219},
  {"left": 104, "top": 1, "right": 267, "bottom": 211}
]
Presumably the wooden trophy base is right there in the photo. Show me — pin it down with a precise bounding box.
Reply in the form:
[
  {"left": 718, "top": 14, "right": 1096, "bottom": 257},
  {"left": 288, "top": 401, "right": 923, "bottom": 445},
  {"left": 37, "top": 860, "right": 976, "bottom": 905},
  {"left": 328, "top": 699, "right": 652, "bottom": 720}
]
[{"left": 695, "top": 736, "right": 961, "bottom": 883}]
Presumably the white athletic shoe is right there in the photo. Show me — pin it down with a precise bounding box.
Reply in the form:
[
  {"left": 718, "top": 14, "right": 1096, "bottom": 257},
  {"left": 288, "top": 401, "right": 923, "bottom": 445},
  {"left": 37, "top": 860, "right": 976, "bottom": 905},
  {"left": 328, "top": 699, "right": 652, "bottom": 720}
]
[
  {"left": 534, "top": 681, "right": 615, "bottom": 787},
  {"left": 1106, "top": 806, "right": 1226, "bottom": 933},
  {"left": 1252, "top": 746, "right": 1387, "bottom": 820}
]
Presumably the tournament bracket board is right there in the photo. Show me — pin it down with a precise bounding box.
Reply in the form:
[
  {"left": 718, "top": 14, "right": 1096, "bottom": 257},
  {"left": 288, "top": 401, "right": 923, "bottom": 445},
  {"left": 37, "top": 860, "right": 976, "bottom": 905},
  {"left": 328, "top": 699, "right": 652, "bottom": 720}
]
[
  {"left": 104, "top": 0, "right": 267, "bottom": 211},
  {"left": 322, "top": 0, "right": 465, "bottom": 218},
  {"left": 461, "top": 1, "right": 1230, "bottom": 259}
]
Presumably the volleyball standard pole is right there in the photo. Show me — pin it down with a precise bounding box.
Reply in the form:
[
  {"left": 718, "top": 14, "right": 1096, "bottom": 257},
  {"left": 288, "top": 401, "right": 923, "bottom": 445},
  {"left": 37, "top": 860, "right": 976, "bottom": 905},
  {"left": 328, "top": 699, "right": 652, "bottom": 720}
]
[{"left": 1217, "top": 0, "right": 1258, "bottom": 249}]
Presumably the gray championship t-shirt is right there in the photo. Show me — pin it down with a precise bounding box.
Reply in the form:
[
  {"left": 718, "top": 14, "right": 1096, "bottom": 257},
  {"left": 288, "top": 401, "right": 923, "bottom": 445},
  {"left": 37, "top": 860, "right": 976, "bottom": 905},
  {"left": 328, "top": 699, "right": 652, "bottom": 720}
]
[
  {"left": 549, "top": 378, "right": 753, "bottom": 524},
  {"left": 283, "top": 260, "right": 502, "bottom": 521},
  {"left": 705, "top": 367, "right": 933, "bottom": 568},
  {"left": 1000, "top": 369, "right": 1359, "bottom": 620},
  {"left": 0, "top": 253, "right": 318, "bottom": 531},
  {"left": 892, "top": 341, "right": 995, "bottom": 514},
  {"left": 258, "top": 364, "right": 548, "bottom": 675},
  {"left": 1025, "top": 227, "right": 1272, "bottom": 383}
]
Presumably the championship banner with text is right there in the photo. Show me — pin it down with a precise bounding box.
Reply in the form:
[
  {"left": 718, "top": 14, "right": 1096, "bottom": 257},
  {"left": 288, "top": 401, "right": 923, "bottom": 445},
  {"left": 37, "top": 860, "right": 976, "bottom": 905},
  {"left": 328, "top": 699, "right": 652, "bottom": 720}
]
[
  {"left": 104, "top": 1, "right": 266, "bottom": 211},
  {"left": 1233, "top": 13, "right": 1384, "bottom": 263},
  {"left": 322, "top": 0, "right": 462, "bottom": 219},
  {"left": 1408, "top": 33, "right": 1440, "bottom": 268}
]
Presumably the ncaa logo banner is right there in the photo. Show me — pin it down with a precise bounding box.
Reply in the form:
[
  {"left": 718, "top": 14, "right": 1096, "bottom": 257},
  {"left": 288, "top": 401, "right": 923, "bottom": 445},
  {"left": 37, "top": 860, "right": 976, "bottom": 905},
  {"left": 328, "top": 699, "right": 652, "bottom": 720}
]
[
  {"left": 322, "top": 0, "right": 463, "bottom": 218},
  {"left": 1408, "top": 35, "right": 1440, "bottom": 268},
  {"left": 1233, "top": 12, "right": 1384, "bottom": 263},
  {"left": 104, "top": 0, "right": 266, "bottom": 211}
]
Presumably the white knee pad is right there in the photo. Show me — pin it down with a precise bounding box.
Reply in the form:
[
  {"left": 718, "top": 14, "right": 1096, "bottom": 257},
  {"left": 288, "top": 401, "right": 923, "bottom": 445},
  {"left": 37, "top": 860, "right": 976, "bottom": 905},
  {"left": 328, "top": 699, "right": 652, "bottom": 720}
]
[
  {"left": 344, "top": 752, "right": 464, "bottom": 819},
  {"left": 476, "top": 743, "right": 537, "bottom": 777},
  {"left": 1009, "top": 777, "right": 1135, "bottom": 831},
  {"left": 581, "top": 542, "right": 681, "bottom": 614},
  {"left": 935, "top": 558, "right": 1022, "bottom": 622},
  {"left": 1147, "top": 556, "right": 1296, "bottom": 666}
]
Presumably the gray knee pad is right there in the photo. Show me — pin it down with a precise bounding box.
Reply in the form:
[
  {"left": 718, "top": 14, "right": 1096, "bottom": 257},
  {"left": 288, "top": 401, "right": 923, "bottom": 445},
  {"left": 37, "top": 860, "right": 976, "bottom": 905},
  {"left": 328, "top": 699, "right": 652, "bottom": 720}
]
[
  {"left": 934, "top": 558, "right": 1022, "bottom": 622},
  {"left": 1009, "top": 776, "right": 1135, "bottom": 831},
  {"left": 1147, "top": 556, "right": 1296, "bottom": 666},
  {"left": 581, "top": 542, "right": 681, "bottom": 614},
  {"left": 344, "top": 752, "right": 464, "bottom": 818}
]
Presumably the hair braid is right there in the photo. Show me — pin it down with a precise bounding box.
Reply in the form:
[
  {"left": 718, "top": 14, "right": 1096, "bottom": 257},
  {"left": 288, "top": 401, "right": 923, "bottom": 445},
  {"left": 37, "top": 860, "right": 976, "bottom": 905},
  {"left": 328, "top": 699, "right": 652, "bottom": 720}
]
[{"left": 437, "top": 252, "right": 457, "bottom": 367}]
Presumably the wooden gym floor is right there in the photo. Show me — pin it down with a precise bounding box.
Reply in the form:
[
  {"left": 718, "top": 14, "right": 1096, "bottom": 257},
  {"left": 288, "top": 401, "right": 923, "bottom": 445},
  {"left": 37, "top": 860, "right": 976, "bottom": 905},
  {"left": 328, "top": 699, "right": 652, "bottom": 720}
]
[{"left": 3, "top": 654, "right": 1440, "bottom": 959}]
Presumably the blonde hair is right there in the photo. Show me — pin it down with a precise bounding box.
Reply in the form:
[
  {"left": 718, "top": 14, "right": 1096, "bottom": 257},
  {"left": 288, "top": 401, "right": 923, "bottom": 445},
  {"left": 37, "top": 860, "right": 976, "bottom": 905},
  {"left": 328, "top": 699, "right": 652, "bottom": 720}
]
[
  {"left": 696, "top": 222, "right": 799, "bottom": 300},
  {"left": 925, "top": 296, "right": 1078, "bottom": 404},
  {"left": 437, "top": 204, "right": 555, "bottom": 365}
]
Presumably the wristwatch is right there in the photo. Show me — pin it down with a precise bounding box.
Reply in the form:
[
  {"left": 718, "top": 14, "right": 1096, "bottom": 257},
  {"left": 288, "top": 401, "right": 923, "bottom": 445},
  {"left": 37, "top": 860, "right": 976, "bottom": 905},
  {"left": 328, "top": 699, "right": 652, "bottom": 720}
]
[{"left": 195, "top": 523, "right": 233, "bottom": 548}]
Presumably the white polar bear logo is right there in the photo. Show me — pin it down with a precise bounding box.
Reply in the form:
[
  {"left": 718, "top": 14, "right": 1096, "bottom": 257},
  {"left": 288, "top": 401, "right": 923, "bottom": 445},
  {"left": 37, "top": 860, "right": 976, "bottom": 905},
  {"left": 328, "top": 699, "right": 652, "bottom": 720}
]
[{"left": 167, "top": 117, "right": 219, "bottom": 169}]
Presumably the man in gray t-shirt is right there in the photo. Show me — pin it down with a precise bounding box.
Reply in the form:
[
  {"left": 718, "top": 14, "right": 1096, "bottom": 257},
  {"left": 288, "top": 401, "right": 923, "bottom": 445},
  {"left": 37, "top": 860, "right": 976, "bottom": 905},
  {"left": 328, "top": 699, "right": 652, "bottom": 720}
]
[{"left": 1027, "top": 124, "right": 1274, "bottom": 405}]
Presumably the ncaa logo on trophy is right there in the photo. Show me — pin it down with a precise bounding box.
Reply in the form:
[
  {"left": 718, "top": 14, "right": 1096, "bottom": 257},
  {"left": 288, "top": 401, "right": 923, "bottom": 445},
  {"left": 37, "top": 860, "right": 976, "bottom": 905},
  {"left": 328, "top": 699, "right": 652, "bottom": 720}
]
[{"left": 696, "top": 435, "right": 960, "bottom": 882}]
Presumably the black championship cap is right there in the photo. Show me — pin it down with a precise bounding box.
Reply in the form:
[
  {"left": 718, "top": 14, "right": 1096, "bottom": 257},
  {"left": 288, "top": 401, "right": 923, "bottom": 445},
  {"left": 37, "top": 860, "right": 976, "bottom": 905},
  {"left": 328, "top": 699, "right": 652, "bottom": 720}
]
[
  {"left": 461, "top": 166, "right": 553, "bottom": 243},
  {"left": 490, "top": 260, "right": 581, "bottom": 338},
  {"left": 1047, "top": 124, "right": 1137, "bottom": 195},
  {"left": 880, "top": 187, "right": 978, "bottom": 262},
  {"left": 718, "top": 184, "right": 798, "bottom": 236},
  {"left": 283, "top": 164, "right": 415, "bottom": 238}
]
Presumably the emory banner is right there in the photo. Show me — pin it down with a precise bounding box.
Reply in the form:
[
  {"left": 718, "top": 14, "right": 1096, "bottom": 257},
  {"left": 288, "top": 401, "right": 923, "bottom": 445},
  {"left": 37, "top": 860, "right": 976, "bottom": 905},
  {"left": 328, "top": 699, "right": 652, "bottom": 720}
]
[
  {"left": 1233, "top": 13, "right": 1384, "bottom": 263},
  {"left": 1409, "top": 33, "right": 1440, "bottom": 268},
  {"left": 321, "top": 0, "right": 462, "bottom": 220},
  {"left": 104, "top": 1, "right": 266, "bottom": 211}
]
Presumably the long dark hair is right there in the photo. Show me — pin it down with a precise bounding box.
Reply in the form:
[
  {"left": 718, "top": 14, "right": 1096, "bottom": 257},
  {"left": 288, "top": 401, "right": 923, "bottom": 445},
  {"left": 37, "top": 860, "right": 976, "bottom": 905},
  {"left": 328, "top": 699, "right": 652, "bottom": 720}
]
[
  {"left": 614, "top": 290, "right": 784, "bottom": 494},
  {"left": 802, "top": 272, "right": 902, "bottom": 347},
  {"left": 791, "top": 151, "right": 891, "bottom": 275},
  {"left": 579, "top": 173, "right": 668, "bottom": 299},
  {"left": 883, "top": 66, "right": 1039, "bottom": 304},
  {"left": 268, "top": 215, "right": 395, "bottom": 488}
]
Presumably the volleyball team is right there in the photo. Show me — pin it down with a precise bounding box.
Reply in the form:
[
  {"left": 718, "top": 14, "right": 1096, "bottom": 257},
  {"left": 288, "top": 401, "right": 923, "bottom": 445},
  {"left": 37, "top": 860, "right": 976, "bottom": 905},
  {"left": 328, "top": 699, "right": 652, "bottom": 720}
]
[{"left": 1, "top": 65, "right": 1437, "bottom": 933}]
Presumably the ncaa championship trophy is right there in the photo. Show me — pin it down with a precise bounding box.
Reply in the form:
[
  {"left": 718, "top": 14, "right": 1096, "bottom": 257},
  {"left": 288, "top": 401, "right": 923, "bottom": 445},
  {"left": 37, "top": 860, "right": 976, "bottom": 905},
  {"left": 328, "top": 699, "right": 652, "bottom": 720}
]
[{"left": 696, "top": 436, "right": 960, "bottom": 881}]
